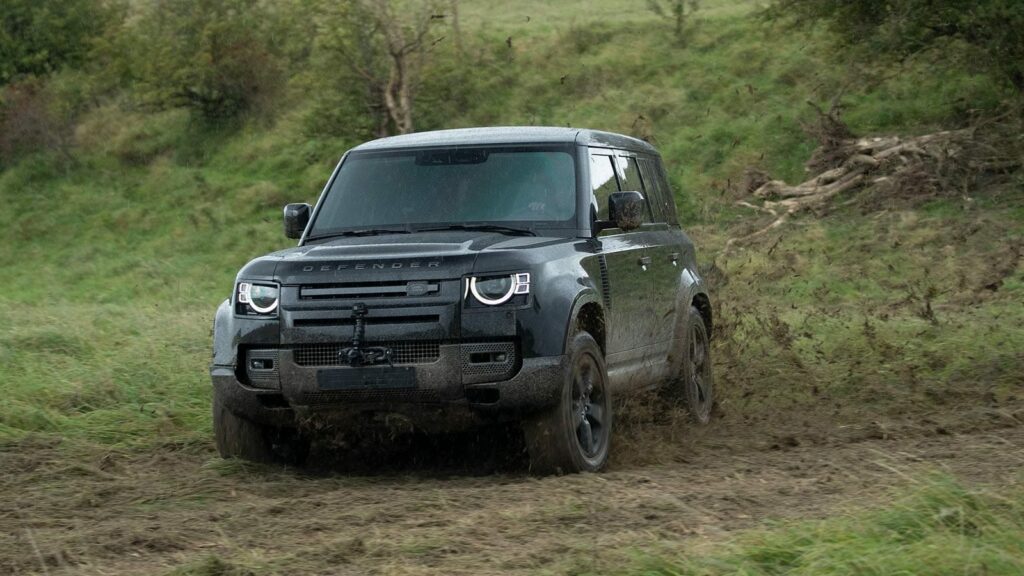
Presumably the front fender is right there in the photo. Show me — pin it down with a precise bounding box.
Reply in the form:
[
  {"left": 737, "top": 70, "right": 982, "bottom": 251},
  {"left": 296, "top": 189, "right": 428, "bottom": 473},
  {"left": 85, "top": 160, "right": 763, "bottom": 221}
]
[
  {"left": 210, "top": 299, "right": 279, "bottom": 372},
  {"left": 212, "top": 299, "right": 234, "bottom": 367},
  {"left": 515, "top": 255, "right": 599, "bottom": 358}
]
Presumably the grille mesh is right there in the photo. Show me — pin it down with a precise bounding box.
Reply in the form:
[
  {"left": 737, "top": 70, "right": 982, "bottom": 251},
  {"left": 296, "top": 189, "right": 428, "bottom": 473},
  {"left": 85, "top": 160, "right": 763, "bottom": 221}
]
[
  {"left": 245, "top": 349, "right": 280, "bottom": 390},
  {"left": 293, "top": 342, "right": 441, "bottom": 366},
  {"left": 461, "top": 341, "right": 517, "bottom": 381},
  {"left": 299, "top": 280, "right": 440, "bottom": 300}
]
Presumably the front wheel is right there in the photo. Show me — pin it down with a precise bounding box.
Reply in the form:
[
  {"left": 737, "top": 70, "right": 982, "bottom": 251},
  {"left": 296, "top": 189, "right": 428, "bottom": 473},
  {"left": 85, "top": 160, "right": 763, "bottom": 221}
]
[
  {"left": 523, "top": 332, "right": 612, "bottom": 475},
  {"left": 213, "top": 390, "right": 309, "bottom": 465}
]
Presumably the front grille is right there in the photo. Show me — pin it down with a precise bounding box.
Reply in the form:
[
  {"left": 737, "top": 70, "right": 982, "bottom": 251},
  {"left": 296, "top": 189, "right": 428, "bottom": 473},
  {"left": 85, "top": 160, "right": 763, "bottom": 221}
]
[
  {"left": 293, "top": 341, "right": 441, "bottom": 366},
  {"left": 299, "top": 280, "right": 441, "bottom": 300}
]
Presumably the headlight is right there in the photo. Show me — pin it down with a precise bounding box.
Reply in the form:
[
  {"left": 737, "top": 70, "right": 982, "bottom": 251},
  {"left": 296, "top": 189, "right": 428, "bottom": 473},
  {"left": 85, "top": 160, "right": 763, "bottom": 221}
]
[
  {"left": 237, "top": 282, "right": 279, "bottom": 315},
  {"left": 468, "top": 273, "right": 530, "bottom": 306}
]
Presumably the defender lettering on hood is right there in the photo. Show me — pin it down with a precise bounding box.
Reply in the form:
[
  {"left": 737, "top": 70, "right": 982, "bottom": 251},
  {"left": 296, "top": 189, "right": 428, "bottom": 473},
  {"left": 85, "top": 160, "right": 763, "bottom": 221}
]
[{"left": 302, "top": 261, "right": 441, "bottom": 272}]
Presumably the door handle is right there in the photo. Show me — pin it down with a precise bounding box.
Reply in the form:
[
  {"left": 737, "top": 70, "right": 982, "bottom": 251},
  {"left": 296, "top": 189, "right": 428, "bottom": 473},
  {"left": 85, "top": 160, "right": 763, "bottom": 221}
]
[
  {"left": 638, "top": 256, "right": 652, "bottom": 271},
  {"left": 669, "top": 252, "right": 680, "bottom": 266}
]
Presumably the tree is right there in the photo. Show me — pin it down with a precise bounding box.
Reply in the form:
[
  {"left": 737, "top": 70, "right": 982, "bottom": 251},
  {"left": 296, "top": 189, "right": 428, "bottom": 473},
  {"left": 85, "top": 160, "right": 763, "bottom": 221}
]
[
  {"left": 316, "top": 0, "right": 443, "bottom": 136},
  {"left": 768, "top": 0, "right": 1024, "bottom": 95},
  {"left": 0, "top": 0, "right": 109, "bottom": 84},
  {"left": 116, "top": 0, "right": 285, "bottom": 121},
  {"left": 646, "top": 0, "right": 700, "bottom": 44}
]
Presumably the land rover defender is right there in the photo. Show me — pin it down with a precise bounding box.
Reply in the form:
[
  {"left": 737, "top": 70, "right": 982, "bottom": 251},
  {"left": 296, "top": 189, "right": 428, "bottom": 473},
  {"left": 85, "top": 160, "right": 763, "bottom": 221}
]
[{"left": 210, "top": 127, "right": 714, "bottom": 473}]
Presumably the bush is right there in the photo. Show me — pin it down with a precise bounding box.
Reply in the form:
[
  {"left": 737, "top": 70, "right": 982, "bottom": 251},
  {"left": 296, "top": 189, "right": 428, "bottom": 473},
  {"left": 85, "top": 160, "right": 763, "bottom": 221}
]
[
  {"left": 0, "top": 0, "right": 109, "bottom": 84},
  {"left": 116, "top": 0, "right": 287, "bottom": 122},
  {"left": 0, "top": 79, "right": 73, "bottom": 165},
  {"left": 768, "top": 0, "right": 1024, "bottom": 96}
]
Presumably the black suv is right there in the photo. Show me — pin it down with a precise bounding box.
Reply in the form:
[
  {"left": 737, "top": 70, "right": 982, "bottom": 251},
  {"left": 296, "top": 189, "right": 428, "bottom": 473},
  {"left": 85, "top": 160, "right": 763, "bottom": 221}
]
[{"left": 211, "top": 127, "right": 713, "bottom": 473}]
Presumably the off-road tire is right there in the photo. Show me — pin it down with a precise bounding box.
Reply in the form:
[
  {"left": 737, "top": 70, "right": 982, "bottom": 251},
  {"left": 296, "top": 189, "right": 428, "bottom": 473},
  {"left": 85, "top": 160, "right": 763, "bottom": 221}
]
[
  {"left": 213, "top": 391, "right": 309, "bottom": 465},
  {"left": 523, "top": 332, "right": 612, "bottom": 475},
  {"left": 679, "top": 305, "right": 714, "bottom": 424}
]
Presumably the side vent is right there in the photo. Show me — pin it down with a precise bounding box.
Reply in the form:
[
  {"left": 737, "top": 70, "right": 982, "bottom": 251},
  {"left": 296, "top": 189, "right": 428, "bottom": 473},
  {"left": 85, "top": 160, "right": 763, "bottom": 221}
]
[{"left": 597, "top": 254, "right": 612, "bottom": 310}]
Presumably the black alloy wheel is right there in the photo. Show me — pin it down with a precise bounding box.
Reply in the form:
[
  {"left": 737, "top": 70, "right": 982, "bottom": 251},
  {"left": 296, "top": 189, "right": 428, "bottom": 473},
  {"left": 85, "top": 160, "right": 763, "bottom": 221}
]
[
  {"left": 571, "top": 351, "right": 608, "bottom": 459},
  {"left": 683, "top": 305, "right": 714, "bottom": 424},
  {"left": 523, "top": 332, "right": 612, "bottom": 474},
  {"left": 213, "top": 390, "right": 309, "bottom": 466}
]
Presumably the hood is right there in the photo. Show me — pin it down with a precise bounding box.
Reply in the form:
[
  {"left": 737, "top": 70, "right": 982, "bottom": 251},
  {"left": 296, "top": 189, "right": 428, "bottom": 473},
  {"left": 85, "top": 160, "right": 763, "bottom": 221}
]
[{"left": 240, "top": 231, "right": 574, "bottom": 285}]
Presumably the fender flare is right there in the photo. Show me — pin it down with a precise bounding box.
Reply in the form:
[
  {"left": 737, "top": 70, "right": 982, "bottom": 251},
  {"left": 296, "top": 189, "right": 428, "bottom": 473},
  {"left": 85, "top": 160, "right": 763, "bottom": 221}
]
[
  {"left": 673, "top": 266, "right": 713, "bottom": 342},
  {"left": 562, "top": 289, "right": 605, "bottom": 354}
]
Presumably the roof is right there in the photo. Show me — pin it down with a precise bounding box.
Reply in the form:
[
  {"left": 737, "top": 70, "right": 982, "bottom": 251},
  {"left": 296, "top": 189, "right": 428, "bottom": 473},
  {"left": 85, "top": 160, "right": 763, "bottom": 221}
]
[{"left": 351, "top": 126, "right": 658, "bottom": 154}]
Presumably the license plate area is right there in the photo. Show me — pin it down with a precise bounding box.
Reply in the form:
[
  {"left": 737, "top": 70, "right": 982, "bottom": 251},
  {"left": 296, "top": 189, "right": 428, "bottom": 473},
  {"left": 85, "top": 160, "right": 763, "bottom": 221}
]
[{"left": 316, "top": 367, "right": 417, "bottom": 391}]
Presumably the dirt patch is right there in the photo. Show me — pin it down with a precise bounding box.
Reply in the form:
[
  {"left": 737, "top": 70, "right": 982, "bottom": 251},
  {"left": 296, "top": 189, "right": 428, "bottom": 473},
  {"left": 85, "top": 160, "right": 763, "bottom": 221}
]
[{"left": 4, "top": 414, "right": 1023, "bottom": 575}]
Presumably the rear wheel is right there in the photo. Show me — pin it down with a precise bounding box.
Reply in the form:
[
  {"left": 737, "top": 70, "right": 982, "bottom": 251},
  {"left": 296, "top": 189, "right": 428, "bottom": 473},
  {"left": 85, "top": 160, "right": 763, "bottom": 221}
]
[
  {"left": 523, "top": 332, "right": 612, "bottom": 475},
  {"left": 213, "top": 390, "right": 309, "bottom": 465},
  {"left": 679, "top": 305, "right": 714, "bottom": 424}
]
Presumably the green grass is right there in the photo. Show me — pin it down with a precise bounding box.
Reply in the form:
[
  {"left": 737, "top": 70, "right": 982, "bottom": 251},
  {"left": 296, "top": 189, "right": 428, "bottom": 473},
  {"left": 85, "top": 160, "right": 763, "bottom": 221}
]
[
  {"left": 631, "top": 476, "right": 1024, "bottom": 575},
  {"left": 1, "top": 4, "right": 1023, "bottom": 575},
  {"left": 0, "top": 0, "right": 1020, "bottom": 450},
  {"left": 0, "top": 302, "right": 212, "bottom": 445},
  {"left": 709, "top": 200, "right": 1024, "bottom": 428}
]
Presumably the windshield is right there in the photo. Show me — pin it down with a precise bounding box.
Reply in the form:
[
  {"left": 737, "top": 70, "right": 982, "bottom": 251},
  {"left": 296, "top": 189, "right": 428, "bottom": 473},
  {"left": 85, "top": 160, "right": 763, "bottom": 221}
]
[{"left": 309, "top": 145, "right": 577, "bottom": 237}]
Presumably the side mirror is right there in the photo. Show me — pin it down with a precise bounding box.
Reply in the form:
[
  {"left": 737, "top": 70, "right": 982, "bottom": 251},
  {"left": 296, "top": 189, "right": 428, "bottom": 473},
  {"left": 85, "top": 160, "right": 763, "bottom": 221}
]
[
  {"left": 283, "top": 203, "right": 311, "bottom": 239},
  {"left": 608, "top": 191, "right": 645, "bottom": 232}
]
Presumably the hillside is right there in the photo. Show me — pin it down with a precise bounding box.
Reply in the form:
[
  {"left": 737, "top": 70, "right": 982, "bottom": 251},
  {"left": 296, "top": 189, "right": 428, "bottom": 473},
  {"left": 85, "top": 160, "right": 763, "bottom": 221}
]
[{"left": 1, "top": 0, "right": 1023, "bottom": 574}]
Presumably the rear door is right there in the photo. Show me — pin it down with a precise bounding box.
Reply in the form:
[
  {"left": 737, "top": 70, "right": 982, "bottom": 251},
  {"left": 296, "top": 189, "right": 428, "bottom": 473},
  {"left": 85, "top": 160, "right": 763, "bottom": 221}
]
[{"left": 637, "top": 155, "right": 684, "bottom": 366}]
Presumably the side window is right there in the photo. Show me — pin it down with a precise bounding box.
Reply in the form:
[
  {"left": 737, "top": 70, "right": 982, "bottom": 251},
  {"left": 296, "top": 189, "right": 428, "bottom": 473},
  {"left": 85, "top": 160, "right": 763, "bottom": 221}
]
[
  {"left": 614, "top": 155, "right": 653, "bottom": 223},
  {"left": 639, "top": 157, "right": 679, "bottom": 226},
  {"left": 589, "top": 153, "right": 618, "bottom": 221}
]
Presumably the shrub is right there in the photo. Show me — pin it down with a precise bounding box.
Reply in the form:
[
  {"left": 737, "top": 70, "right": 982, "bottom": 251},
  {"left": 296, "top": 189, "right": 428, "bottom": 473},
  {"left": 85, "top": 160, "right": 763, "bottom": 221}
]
[
  {"left": 768, "top": 0, "right": 1024, "bottom": 97},
  {"left": 0, "top": 79, "right": 74, "bottom": 165},
  {"left": 0, "top": 0, "right": 109, "bottom": 84},
  {"left": 116, "top": 0, "right": 286, "bottom": 122}
]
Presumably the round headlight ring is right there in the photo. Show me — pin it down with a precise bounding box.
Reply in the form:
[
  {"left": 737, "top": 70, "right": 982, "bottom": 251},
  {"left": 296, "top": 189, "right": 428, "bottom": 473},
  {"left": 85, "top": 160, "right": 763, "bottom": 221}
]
[
  {"left": 470, "top": 275, "right": 517, "bottom": 306},
  {"left": 240, "top": 282, "right": 279, "bottom": 314}
]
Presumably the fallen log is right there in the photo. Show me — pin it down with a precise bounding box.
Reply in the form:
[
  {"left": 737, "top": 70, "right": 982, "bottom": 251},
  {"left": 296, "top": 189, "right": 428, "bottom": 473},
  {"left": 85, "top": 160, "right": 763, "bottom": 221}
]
[{"left": 725, "top": 107, "right": 1021, "bottom": 251}]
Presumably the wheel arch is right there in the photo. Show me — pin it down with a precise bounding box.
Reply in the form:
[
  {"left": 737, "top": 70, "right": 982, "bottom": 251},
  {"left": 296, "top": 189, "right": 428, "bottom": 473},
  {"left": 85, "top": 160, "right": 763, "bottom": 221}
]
[
  {"left": 677, "top": 265, "right": 712, "bottom": 340},
  {"left": 691, "top": 291, "right": 713, "bottom": 339},
  {"left": 565, "top": 291, "right": 607, "bottom": 355}
]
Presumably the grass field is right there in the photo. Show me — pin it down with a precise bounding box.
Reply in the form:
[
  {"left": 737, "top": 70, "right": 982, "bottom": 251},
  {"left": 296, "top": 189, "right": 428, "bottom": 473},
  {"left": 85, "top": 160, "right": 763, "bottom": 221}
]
[
  {"left": 2, "top": 0, "right": 1023, "bottom": 574},
  {"left": 637, "top": 475, "right": 1024, "bottom": 576}
]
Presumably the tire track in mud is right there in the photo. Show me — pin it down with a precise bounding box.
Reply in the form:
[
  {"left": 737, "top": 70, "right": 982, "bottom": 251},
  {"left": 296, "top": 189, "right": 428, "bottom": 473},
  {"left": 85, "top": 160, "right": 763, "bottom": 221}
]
[{"left": 3, "top": 423, "right": 1023, "bottom": 575}]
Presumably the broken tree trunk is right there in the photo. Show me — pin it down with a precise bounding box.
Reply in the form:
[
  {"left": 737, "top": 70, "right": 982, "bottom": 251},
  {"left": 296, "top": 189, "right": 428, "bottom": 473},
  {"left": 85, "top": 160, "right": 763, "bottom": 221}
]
[{"left": 726, "top": 115, "right": 1021, "bottom": 250}]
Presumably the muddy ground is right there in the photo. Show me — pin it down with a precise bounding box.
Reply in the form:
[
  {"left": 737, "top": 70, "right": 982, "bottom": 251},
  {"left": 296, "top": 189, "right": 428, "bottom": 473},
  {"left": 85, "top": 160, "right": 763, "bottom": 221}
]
[{"left": 4, "top": 404, "right": 1023, "bottom": 576}]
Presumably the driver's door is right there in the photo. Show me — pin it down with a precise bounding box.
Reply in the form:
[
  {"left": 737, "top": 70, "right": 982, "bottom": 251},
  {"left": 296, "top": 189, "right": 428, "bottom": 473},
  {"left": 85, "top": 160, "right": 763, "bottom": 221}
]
[{"left": 589, "top": 151, "right": 655, "bottom": 388}]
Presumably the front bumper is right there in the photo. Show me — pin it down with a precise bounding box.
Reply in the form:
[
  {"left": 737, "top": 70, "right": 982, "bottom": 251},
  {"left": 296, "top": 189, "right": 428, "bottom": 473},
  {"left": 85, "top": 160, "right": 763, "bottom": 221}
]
[{"left": 210, "top": 348, "right": 567, "bottom": 432}]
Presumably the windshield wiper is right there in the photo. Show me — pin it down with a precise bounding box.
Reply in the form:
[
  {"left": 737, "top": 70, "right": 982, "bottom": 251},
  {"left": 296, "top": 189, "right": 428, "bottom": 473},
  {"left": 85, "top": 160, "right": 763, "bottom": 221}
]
[
  {"left": 413, "top": 224, "right": 536, "bottom": 236},
  {"left": 307, "top": 228, "right": 411, "bottom": 241}
]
